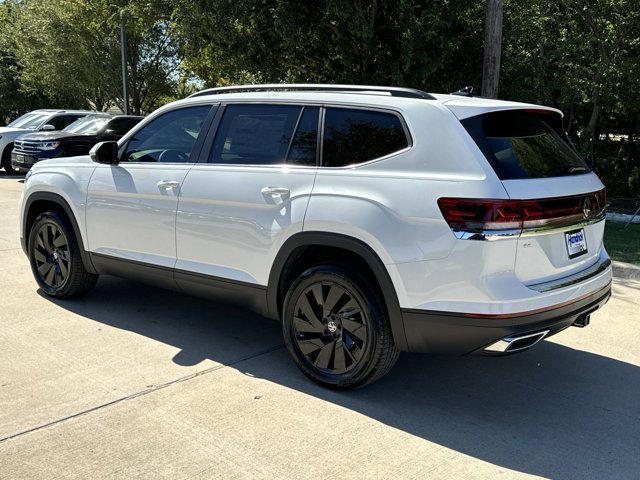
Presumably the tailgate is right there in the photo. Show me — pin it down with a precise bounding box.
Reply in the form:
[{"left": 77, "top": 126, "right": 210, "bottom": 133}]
[
  {"left": 502, "top": 176, "right": 605, "bottom": 283},
  {"left": 460, "top": 108, "right": 607, "bottom": 284}
]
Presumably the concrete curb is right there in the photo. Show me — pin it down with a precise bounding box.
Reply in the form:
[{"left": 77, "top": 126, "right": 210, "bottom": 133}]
[{"left": 612, "top": 260, "right": 640, "bottom": 280}]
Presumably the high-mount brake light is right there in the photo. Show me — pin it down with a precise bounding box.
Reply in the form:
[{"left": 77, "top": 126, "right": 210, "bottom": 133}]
[{"left": 438, "top": 189, "right": 605, "bottom": 236}]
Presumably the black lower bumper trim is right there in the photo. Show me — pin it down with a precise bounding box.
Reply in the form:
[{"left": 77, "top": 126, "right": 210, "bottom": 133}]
[{"left": 401, "top": 283, "right": 612, "bottom": 354}]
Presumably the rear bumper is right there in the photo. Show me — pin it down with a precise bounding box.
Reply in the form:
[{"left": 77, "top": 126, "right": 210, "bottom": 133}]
[{"left": 401, "top": 282, "right": 612, "bottom": 354}]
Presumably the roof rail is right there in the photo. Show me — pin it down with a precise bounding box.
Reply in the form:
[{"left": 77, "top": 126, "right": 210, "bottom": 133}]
[{"left": 188, "top": 83, "right": 436, "bottom": 100}]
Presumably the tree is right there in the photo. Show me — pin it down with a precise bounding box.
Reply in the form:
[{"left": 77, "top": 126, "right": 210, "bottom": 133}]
[
  {"left": 7, "top": 0, "right": 120, "bottom": 110},
  {"left": 115, "top": 1, "right": 183, "bottom": 114},
  {"left": 173, "top": 0, "right": 484, "bottom": 92},
  {"left": 0, "top": 1, "right": 71, "bottom": 123},
  {"left": 4, "top": 0, "right": 181, "bottom": 114}
]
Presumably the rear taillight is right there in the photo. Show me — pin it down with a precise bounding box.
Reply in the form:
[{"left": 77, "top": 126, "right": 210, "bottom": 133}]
[{"left": 438, "top": 189, "right": 605, "bottom": 236}]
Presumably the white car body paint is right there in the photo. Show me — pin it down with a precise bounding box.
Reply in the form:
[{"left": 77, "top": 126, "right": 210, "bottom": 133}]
[{"left": 19, "top": 90, "right": 612, "bottom": 320}]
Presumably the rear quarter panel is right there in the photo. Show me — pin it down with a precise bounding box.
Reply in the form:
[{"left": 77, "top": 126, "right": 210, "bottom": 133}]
[{"left": 304, "top": 102, "right": 510, "bottom": 307}]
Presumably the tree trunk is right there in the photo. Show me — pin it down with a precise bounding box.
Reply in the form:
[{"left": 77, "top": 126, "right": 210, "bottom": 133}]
[
  {"left": 583, "top": 9, "right": 610, "bottom": 165},
  {"left": 481, "top": 0, "right": 503, "bottom": 98}
]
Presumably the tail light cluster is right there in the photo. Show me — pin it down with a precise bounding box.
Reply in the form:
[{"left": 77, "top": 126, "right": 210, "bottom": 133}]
[{"left": 438, "top": 189, "right": 605, "bottom": 234}]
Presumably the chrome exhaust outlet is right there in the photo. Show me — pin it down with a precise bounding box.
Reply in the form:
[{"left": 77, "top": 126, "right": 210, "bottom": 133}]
[{"left": 484, "top": 330, "right": 550, "bottom": 353}]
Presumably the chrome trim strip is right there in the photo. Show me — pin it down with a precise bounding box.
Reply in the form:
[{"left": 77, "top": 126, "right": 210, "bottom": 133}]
[
  {"left": 452, "top": 214, "right": 606, "bottom": 241},
  {"left": 526, "top": 256, "right": 612, "bottom": 293},
  {"left": 484, "top": 330, "right": 549, "bottom": 353},
  {"left": 520, "top": 213, "right": 606, "bottom": 236},
  {"left": 453, "top": 229, "right": 521, "bottom": 241}
]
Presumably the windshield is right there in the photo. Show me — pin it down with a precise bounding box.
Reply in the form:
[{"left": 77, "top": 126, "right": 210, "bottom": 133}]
[
  {"left": 461, "top": 110, "right": 590, "bottom": 179},
  {"left": 6, "top": 112, "right": 50, "bottom": 130},
  {"left": 63, "top": 115, "right": 110, "bottom": 134}
]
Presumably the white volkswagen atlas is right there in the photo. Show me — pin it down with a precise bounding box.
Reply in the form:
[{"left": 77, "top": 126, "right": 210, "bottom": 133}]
[{"left": 18, "top": 84, "right": 612, "bottom": 388}]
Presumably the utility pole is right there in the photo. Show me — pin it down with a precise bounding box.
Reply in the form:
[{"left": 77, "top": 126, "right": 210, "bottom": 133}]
[
  {"left": 481, "top": 0, "right": 503, "bottom": 99},
  {"left": 120, "top": 14, "right": 130, "bottom": 115}
]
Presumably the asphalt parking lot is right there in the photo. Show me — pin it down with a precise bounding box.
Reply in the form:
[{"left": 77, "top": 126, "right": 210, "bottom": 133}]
[{"left": 0, "top": 174, "right": 638, "bottom": 479}]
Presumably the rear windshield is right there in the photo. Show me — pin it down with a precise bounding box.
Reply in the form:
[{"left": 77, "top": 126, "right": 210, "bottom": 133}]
[{"left": 461, "top": 110, "right": 590, "bottom": 179}]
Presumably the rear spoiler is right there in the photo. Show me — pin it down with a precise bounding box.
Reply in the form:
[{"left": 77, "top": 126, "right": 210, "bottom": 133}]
[{"left": 441, "top": 97, "right": 563, "bottom": 120}]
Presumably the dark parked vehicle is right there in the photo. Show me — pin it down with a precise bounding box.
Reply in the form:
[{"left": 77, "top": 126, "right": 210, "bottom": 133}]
[{"left": 11, "top": 114, "right": 143, "bottom": 172}]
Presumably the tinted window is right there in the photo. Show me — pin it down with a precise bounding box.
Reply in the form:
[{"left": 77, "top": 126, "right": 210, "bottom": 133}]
[
  {"left": 106, "top": 117, "right": 141, "bottom": 136},
  {"left": 210, "top": 104, "right": 302, "bottom": 165},
  {"left": 287, "top": 107, "right": 319, "bottom": 166},
  {"left": 49, "top": 115, "right": 83, "bottom": 130},
  {"left": 462, "top": 110, "right": 590, "bottom": 179},
  {"left": 64, "top": 115, "right": 110, "bottom": 134},
  {"left": 122, "top": 106, "right": 210, "bottom": 163},
  {"left": 8, "top": 113, "right": 44, "bottom": 128},
  {"left": 12, "top": 113, "right": 50, "bottom": 129},
  {"left": 322, "top": 108, "right": 408, "bottom": 167}
]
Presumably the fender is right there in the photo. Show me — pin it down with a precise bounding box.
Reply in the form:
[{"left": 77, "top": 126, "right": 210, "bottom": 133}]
[
  {"left": 267, "top": 231, "right": 408, "bottom": 351},
  {"left": 22, "top": 191, "right": 97, "bottom": 274}
]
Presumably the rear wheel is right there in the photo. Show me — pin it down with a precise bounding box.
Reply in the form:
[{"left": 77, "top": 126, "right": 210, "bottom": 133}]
[
  {"left": 282, "top": 264, "right": 399, "bottom": 389},
  {"left": 28, "top": 211, "right": 98, "bottom": 298},
  {"left": 1, "top": 145, "right": 19, "bottom": 174}
]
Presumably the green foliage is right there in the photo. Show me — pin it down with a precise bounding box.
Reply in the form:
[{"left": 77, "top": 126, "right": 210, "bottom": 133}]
[
  {"left": 1, "top": 0, "right": 639, "bottom": 198},
  {"left": 0, "top": 0, "right": 181, "bottom": 115},
  {"left": 173, "top": 0, "right": 639, "bottom": 197},
  {"left": 604, "top": 221, "right": 640, "bottom": 265},
  {"left": 173, "top": 0, "right": 485, "bottom": 91}
]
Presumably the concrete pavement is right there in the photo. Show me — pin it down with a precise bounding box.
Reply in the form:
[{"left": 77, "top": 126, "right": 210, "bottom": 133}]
[{"left": 0, "top": 174, "right": 638, "bottom": 479}]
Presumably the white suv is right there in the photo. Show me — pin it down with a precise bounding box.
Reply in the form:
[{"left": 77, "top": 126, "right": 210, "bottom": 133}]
[
  {"left": 1, "top": 109, "right": 96, "bottom": 173},
  {"left": 18, "top": 85, "right": 612, "bottom": 388}
]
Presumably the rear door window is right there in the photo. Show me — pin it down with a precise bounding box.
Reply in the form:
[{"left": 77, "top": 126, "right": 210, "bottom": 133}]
[
  {"left": 322, "top": 108, "right": 408, "bottom": 167},
  {"left": 286, "top": 107, "right": 319, "bottom": 166},
  {"left": 49, "top": 114, "right": 84, "bottom": 130},
  {"left": 461, "top": 110, "right": 590, "bottom": 179},
  {"left": 210, "top": 104, "right": 316, "bottom": 166}
]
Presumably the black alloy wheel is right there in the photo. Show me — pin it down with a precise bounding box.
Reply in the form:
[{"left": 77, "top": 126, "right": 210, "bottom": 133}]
[
  {"left": 28, "top": 211, "right": 98, "bottom": 298},
  {"left": 292, "top": 280, "right": 369, "bottom": 375},
  {"left": 1, "top": 146, "right": 19, "bottom": 174},
  {"left": 283, "top": 264, "right": 399, "bottom": 389},
  {"left": 33, "top": 222, "right": 71, "bottom": 289}
]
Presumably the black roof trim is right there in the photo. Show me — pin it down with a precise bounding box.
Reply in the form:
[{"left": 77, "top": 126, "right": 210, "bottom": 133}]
[{"left": 189, "top": 84, "right": 436, "bottom": 100}]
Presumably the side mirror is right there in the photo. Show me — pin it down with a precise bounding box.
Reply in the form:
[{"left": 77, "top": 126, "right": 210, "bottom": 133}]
[
  {"left": 89, "top": 141, "right": 119, "bottom": 165},
  {"left": 40, "top": 124, "right": 56, "bottom": 131}
]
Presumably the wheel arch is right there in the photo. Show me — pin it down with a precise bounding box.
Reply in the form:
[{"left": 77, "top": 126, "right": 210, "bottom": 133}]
[
  {"left": 1, "top": 141, "right": 15, "bottom": 170},
  {"left": 267, "top": 231, "right": 408, "bottom": 351},
  {"left": 22, "top": 191, "right": 97, "bottom": 274}
]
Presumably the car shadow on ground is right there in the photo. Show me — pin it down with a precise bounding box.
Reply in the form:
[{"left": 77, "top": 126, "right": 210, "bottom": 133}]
[
  {"left": 0, "top": 173, "right": 25, "bottom": 182},
  {"left": 40, "top": 276, "right": 639, "bottom": 479}
]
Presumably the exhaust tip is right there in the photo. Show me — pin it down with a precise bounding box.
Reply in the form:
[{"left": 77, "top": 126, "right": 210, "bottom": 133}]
[{"left": 484, "top": 330, "right": 549, "bottom": 353}]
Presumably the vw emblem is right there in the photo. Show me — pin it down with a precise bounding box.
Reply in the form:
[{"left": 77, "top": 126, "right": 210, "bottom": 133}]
[
  {"left": 582, "top": 197, "right": 592, "bottom": 218},
  {"left": 327, "top": 320, "right": 338, "bottom": 333}
]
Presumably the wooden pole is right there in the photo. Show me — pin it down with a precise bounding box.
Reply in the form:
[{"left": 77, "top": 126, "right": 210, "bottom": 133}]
[
  {"left": 481, "top": 0, "right": 503, "bottom": 98},
  {"left": 120, "top": 14, "right": 130, "bottom": 115}
]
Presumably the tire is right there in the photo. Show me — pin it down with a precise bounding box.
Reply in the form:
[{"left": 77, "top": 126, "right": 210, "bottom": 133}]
[
  {"left": 28, "top": 211, "right": 98, "bottom": 298},
  {"left": 282, "top": 264, "right": 399, "bottom": 389},
  {"left": 1, "top": 145, "right": 19, "bottom": 175}
]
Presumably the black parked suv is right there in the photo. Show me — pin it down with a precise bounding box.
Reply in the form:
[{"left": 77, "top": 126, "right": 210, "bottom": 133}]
[{"left": 11, "top": 114, "right": 143, "bottom": 172}]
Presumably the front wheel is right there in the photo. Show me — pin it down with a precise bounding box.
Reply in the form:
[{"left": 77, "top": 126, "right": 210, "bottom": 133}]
[
  {"left": 28, "top": 211, "right": 98, "bottom": 298},
  {"left": 282, "top": 264, "right": 399, "bottom": 389},
  {"left": 1, "top": 145, "right": 19, "bottom": 174}
]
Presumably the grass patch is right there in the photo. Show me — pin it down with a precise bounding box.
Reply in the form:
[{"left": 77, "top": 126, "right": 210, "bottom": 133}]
[{"left": 604, "top": 221, "right": 640, "bottom": 265}]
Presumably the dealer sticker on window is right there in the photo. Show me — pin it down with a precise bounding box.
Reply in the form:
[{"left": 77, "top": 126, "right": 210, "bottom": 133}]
[{"left": 565, "top": 228, "right": 588, "bottom": 259}]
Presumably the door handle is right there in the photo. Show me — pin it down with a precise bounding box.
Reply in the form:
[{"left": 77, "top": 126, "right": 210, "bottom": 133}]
[
  {"left": 157, "top": 180, "right": 180, "bottom": 189},
  {"left": 261, "top": 186, "right": 290, "bottom": 196}
]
